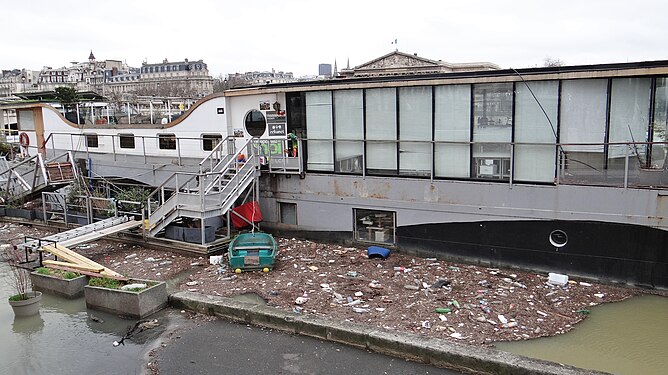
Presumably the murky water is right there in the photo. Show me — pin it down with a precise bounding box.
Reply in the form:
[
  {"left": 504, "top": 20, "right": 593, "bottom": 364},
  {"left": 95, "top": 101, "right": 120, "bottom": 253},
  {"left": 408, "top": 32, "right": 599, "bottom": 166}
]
[
  {"left": 0, "top": 261, "right": 182, "bottom": 375},
  {"left": 496, "top": 294, "right": 668, "bottom": 375}
]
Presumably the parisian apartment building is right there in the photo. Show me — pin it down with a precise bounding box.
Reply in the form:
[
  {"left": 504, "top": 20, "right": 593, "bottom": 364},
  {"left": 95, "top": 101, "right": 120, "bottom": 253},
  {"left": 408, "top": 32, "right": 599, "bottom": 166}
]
[{"left": 0, "top": 52, "right": 214, "bottom": 100}]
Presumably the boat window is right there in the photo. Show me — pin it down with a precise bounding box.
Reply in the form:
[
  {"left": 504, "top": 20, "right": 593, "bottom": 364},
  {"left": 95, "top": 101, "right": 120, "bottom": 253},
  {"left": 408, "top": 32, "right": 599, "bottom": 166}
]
[
  {"left": 514, "top": 80, "right": 559, "bottom": 182},
  {"left": 559, "top": 79, "right": 608, "bottom": 177},
  {"left": 472, "top": 83, "right": 513, "bottom": 180},
  {"left": 244, "top": 109, "right": 267, "bottom": 137},
  {"left": 158, "top": 134, "right": 177, "bottom": 150},
  {"left": 85, "top": 133, "right": 98, "bottom": 148},
  {"left": 400, "top": 86, "right": 432, "bottom": 177},
  {"left": 354, "top": 208, "right": 395, "bottom": 245},
  {"left": 202, "top": 134, "right": 222, "bottom": 151},
  {"left": 119, "top": 133, "right": 135, "bottom": 149},
  {"left": 305, "top": 91, "right": 333, "bottom": 171},
  {"left": 434, "top": 84, "right": 471, "bottom": 178},
  {"left": 365, "top": 88, "right": 397, "bottom": 175},
  {"left": 608, "top": 78, "right": 652, "bottom": 173},
  {"left": 279, "top": 202, "right": 297, "bottom": 225},
  {"left": 18, "top": 110, "right": 35, "bottom": 131},
  {"left": 334, "top": 90, "right": 363, "bottom": 174},
  {"left": 651, "top": 77, "right": 668, "bottom": 169}
]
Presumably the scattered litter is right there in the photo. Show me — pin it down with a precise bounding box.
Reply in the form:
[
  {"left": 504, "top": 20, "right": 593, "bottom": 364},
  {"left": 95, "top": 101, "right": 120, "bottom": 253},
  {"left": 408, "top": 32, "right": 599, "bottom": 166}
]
[
  {"left": 548, "top": 273, "right": 569, "bottom": 286},
  {"left": 421, "top": 321, "right": 431, "bottom": 329},
  {"left": 295, "top": 297, "right": 309, "bottom": 305},
  {"left": 594, "top": 293, "right": 605, "bottom": 298},
  {"left": 431, "top": 279, "right": 450, "bottom": 289},
  {"left": 346, "top": 271, "right": 358, "bottom": 277},
  {"left": 125, "top": 253, "right": 137, "bottom": 259},
  {"left": 354, "top": 291, "right": 363, "bottom": 297},
  {"left": 579, "top": 282, "right": 592, "bottom": 287},
  {"left": 575, "top": 309, "right": 590, "bottom": 314},
  {"left": 450, "top": 332, "right": 463, "bottom": 339},
  {"left": 368, "top": 281, "right": 383, "bottom": 289},
  {"left": 186, "top": 281, "right": 198, "bottom": 286},
  {"left": 209, "top": 255, "right": 223, "bottom": 265},
  {"left": 435, "top": 308, "right": 451, "bottom": 314},
  {"left": 352, "top": 307, "right": 369, "bottom": 313},
  {"left": 404, "top": 285, "right": 419, "bottom": 290},
  {"left": 367, "top": 246, "right": 391, "bottom": 259},
  {"left": 121, "top": 283, "right": 147, "bottom": 290}
]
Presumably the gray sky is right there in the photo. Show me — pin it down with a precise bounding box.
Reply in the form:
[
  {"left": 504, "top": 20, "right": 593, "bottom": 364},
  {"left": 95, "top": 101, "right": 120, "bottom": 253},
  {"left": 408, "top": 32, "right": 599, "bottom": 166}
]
[{"left": 2, "top": 0, "right": 666, "bottom": 77}]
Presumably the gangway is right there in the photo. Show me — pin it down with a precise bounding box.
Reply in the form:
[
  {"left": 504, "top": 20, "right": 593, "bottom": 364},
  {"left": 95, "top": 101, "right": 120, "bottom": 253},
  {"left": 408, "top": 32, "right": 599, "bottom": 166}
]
[{"left": 20, "top": 215, "right": 141, "bottom": 252}]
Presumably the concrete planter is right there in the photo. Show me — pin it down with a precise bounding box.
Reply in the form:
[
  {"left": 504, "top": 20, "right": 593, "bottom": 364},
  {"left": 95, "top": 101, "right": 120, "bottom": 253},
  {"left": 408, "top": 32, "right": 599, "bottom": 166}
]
[
  {"left": 30, "top": 272, "right": 87, "bottom": 298},
  {"left": 8, "top": 291, "right": 42, "bottom": 317},
  {"left": 84, "top": 279, "right": 167, "bottom": 318}
]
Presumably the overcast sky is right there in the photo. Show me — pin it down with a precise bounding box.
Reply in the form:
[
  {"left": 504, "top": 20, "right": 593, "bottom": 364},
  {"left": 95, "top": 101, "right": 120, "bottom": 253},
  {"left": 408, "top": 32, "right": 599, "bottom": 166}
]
[{"left": 1, "top": 0, "right": 666, "bottom": 77}]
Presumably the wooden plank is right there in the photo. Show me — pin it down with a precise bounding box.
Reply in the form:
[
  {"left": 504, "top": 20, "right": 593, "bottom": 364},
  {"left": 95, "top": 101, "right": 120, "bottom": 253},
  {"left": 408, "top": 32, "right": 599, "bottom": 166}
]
[
  {"left": 41, "top": 244, "right": 100, "bottom": 268},
  {"left": 42, "top": 260, "right": 105, "bottom": 272}
]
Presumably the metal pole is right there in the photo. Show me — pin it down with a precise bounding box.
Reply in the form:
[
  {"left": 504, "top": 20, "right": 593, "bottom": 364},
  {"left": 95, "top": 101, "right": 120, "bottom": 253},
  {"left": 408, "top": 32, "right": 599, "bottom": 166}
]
[
  {"left": 150, "top": 101, "right": 153, "bottom": 124},
  {"left": 127, "top": 102, "right": 130, "bottom": 124},
  {"left": 624, "top": 146, "right": 629, "bottom": 189}
]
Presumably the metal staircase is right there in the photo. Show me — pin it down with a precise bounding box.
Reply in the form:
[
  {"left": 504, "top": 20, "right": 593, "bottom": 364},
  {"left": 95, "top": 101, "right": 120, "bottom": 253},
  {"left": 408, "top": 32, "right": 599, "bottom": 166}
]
[
  {"left": 146, "top": 137, "right": 261, "bottom": 244},
  {"left": 0, "top": 152, "right": 79, "bottom": 204}
]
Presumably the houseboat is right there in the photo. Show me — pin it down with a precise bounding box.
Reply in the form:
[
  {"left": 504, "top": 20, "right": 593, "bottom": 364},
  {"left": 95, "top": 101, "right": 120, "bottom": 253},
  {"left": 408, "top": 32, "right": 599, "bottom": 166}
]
[{"left": 2, "top": 53, "right": 667, "bottom": 288}]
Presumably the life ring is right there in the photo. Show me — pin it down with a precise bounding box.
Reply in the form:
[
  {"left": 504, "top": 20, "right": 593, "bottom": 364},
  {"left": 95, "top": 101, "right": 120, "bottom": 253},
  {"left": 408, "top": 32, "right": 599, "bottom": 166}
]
[{"left": 19, "top": 132, "right": 29, "bottom": 147}]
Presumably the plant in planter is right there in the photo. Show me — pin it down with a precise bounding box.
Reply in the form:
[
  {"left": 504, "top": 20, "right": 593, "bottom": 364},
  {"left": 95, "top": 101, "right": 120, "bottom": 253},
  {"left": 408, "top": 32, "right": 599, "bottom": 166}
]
[
  {"left": 30, "top": 267, "right": 87, "bottom": 298},
  {"left": 84, "top": 277, "right": 167, "bottom": 318},
  {"left": 2, "top": 245, "right": 41, "bottom": 317}
]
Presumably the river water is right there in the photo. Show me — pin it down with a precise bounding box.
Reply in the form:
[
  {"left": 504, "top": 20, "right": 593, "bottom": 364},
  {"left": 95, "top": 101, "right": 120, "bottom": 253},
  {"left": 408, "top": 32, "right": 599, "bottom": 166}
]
[
  {"left": 0, "top": 261, "right": 184, "bottom": 375},
  {"left": 496, "top": 294, "right": 668, "bottom": 375}
]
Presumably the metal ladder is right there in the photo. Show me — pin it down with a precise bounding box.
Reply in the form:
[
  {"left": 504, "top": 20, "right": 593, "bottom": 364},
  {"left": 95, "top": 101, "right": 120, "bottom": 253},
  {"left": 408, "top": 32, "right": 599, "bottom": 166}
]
[{"left": 20, "top": 216, "right": 140, "bottom": 251}]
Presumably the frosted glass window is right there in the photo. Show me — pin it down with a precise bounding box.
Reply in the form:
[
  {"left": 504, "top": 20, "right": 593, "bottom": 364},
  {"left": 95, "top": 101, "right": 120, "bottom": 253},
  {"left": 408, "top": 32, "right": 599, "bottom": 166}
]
[
  {"left": 434, "top": 85, "right": 471, "bottom": 178},
  {"left": 18, "top": 110, "right": 35, "bottom": 130},
  {"left": 366, "top": 88, "right": 397, "bottom": 174},
  {"left": 652, "top": 78, "right": 668, "bottom": 168},
  {"left": 560, "top": 79, "right": 608, "bottom": 173},
  {"left": 306, "top": 91, "right": 333, "bottom": 171},
  {"left": 560, "top": 79, "right": 608, "bottom": 152},
  {"left": 608, "top": 78, "right": 651, "bottom": 160},
  {"left": 399, "top": 86, "right": 432, "bottom": 176},
  {"left": 514, "top": 80, "right": 559, "bottom": 182},
  {"left": 334, "top": 90, "right": 363, "bottom": 173}
]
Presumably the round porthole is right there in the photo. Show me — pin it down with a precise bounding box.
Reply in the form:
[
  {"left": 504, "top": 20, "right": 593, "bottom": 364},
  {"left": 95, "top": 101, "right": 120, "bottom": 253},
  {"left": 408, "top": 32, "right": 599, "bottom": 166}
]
[
  {"left": 549, "top": 230, "right": 568, "bottom": 248},
  {"left": 244, "top": 110, "right": 266, "bottom": 137}
]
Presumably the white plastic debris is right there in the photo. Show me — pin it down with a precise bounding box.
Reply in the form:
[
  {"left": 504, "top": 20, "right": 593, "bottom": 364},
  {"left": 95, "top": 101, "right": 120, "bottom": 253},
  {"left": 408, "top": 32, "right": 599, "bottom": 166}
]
[
  {"left": 548, "top": 273, "right": 569, "bottom": 286},
  {"left": 209, "top": 255, "right": 223, "bottom": 265},
  {"left": 295, "top": 297, "right": 309, "bottom": 305},
  {"left": 120, "top": 283, "right": 147, "bottom": 290}
]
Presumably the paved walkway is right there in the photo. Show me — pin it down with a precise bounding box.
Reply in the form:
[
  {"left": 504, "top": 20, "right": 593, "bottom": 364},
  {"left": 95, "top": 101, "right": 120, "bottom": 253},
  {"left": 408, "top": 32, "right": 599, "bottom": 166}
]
[
  {"left": 158, "top": 318, "right": 462, "bottom": 374},
  {"left": 169, "top": 292, "right": 611, "bottom": 375}
]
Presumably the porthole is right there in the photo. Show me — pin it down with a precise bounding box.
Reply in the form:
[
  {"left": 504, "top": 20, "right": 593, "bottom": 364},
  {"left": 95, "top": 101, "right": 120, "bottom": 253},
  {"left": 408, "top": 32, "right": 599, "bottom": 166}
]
[
  {"left": 549, "top": 230, "right": 568, "bottom": 248},
  {"left": 244, "top": 110, "right": 266, "bottom": 137}
]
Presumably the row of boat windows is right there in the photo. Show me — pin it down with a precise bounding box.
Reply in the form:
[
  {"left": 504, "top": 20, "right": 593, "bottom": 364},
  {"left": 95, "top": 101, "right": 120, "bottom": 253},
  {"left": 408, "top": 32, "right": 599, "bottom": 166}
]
[
  {"left": 302, "top": 77, "right": 668, "bottom": 182},
  {"left": 83, "top": 133, "right": 222, "bottom": 151}
]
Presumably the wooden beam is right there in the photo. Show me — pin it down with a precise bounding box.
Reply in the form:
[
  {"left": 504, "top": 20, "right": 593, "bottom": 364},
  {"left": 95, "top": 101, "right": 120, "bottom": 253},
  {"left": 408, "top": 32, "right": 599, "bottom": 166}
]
[{"left": 42, "top": 260, "right": 104, "bottom": 272}]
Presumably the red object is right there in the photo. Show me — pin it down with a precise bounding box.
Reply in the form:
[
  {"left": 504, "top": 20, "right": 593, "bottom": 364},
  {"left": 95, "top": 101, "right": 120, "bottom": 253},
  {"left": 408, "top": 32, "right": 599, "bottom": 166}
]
[{"left": 231, "top": 201, "right": 262, "bottom": 229}]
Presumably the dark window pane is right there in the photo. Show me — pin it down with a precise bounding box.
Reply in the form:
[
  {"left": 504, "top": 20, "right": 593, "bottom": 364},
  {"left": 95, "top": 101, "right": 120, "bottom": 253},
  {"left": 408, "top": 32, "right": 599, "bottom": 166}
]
[
  {"left": 119, "top": 134, "right": 135, "bottom": 149},
  {"left": 158, "top": 134, "right": 176, "bottom": 149}
]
